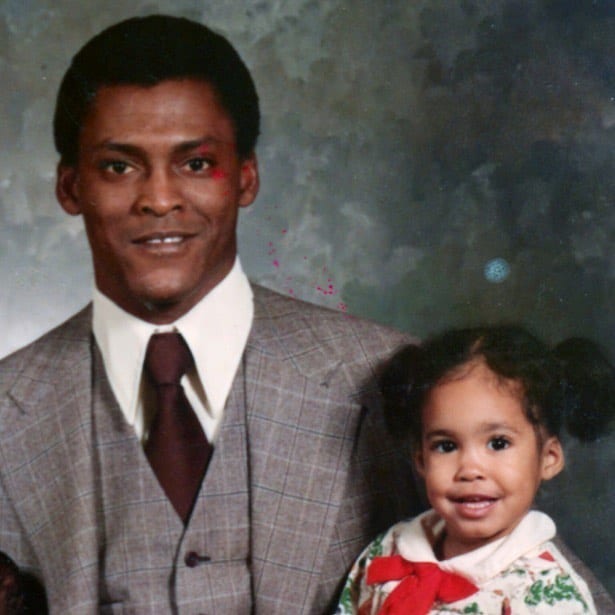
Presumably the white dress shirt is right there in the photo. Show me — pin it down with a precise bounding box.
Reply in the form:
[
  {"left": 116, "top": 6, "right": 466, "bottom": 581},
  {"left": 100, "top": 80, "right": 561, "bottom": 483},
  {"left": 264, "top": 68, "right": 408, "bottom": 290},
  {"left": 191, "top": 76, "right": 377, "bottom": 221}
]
[{"left": 92, "top": 258, "right": 254, "bottom": 443}]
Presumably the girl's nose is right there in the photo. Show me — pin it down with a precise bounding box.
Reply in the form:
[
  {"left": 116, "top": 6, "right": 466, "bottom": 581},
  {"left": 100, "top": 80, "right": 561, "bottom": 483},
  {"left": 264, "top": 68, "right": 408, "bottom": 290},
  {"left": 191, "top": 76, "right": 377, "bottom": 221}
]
[{"left": 454, "top": 449, "right": 486, "bottom": 482}]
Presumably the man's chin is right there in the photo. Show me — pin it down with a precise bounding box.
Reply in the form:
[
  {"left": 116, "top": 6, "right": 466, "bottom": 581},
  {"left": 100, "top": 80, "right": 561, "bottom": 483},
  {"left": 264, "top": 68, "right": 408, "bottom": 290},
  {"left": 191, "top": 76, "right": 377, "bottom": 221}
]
[
  {"left": 97, "top": 265, "right": 229, "bottom": 322},
  {"left": 136, "top": 291, "right": 196, "bottom": 323},
  {"left": 130, "top": 277, "right": 219, "bottom": 323}
]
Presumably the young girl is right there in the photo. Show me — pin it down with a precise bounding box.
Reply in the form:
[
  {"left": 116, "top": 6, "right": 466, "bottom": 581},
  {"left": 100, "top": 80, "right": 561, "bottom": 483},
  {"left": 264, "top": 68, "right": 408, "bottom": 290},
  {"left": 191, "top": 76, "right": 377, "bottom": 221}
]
[{"left": 336, "top": 325, "right": 615, "bottom": 614}]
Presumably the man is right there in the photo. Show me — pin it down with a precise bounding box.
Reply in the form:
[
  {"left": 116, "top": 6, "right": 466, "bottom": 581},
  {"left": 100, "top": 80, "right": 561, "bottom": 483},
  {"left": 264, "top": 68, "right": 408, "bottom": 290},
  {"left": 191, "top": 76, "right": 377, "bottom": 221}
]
[
  {"left": 0, "top": 15, "right": 421, "bottom": 613},
  {"left": 0, "top": 14, "right": 612, "bottom": 615}
]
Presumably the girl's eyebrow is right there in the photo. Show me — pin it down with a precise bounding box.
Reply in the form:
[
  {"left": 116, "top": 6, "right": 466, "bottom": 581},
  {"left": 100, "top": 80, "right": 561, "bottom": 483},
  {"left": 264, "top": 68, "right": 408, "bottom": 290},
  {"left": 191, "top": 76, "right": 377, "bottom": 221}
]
[
  {"left": 423, "top": 422, "right": 521, "bottom": 439},
  {"left": 478, "top": 422, "right": 521, "bottom": 434},
  {"left": 424, "top": 428, "right": 456, "bottom": 440}
]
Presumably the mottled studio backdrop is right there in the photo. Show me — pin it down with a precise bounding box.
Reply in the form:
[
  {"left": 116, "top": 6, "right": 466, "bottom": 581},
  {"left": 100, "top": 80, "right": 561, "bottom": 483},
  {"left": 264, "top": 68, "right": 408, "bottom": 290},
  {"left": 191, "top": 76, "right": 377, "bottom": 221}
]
[{"left": 1, "top": 0, "right": 614, "bottom": 596}]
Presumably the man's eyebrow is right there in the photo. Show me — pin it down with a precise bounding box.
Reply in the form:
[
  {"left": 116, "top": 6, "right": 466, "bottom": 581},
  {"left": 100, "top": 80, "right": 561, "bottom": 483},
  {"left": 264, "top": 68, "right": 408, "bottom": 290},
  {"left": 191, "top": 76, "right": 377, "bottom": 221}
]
[
  {"left": 88, "top": 136, "right": 228, "bottom": 156},
  {"left": 174, "top": 137, "right": 225, "bottom": 154},
  {"left": 90, "top": 142, "right": 144, "bottom": 156}
]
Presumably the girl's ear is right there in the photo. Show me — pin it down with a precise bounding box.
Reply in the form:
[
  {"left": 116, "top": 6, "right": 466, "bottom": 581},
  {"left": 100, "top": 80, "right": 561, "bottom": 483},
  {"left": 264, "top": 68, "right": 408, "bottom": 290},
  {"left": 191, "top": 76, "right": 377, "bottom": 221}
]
[
  {"left": 413, "top": 448, "right": 426, "bottom": 478},
  {"left": 540, "top": 436, "right": 565, "bottom": 481}
]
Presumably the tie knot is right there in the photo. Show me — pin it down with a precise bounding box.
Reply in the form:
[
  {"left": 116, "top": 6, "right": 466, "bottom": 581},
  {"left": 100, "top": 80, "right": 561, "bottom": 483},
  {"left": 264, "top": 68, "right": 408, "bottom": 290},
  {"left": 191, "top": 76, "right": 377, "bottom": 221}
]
[{"left": 144, "top": 332, "right": 194, "bottom": 387}]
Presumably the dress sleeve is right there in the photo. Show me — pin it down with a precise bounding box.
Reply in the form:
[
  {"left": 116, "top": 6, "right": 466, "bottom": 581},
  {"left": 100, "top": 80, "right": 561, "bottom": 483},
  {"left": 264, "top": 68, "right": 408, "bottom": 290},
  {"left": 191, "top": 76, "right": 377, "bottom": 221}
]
[
  {"left": 506, "top": 543, "right": 597, "bottom": 614},
  {"left": 335, "top": 532, "right": 390, "bottom": 615}
]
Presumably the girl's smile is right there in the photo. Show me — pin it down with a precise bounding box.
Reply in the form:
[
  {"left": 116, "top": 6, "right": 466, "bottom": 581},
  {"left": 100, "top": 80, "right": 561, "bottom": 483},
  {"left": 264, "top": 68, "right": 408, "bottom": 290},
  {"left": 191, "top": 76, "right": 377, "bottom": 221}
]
[{"left": 449, "top": 495, "right": 499, "bottom": 519}]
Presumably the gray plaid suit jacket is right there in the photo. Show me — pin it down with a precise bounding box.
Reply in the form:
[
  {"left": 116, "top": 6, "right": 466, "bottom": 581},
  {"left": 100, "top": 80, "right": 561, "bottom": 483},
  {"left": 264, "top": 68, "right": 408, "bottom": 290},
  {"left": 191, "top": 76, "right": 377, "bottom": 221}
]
[{"left": 0, "top": 285, "right": 423, "bottom": 613}]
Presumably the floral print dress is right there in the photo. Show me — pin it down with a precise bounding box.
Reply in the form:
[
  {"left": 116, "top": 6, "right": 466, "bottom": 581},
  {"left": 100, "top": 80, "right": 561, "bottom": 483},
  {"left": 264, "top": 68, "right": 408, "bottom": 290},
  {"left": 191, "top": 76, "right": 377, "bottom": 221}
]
[{"left": 336, "top": 510, "right": 595, "bottom": 614}]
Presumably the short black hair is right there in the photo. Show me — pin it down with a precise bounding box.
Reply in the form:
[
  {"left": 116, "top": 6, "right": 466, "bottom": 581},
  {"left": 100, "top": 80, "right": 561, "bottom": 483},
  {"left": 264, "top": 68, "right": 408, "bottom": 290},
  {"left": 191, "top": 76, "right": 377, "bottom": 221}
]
[
  {"left": 53, "top": 14, "right": 260, "bottom": 165},
  {"left": 381, "top": 325, "right": 615, "bottom": 444}
]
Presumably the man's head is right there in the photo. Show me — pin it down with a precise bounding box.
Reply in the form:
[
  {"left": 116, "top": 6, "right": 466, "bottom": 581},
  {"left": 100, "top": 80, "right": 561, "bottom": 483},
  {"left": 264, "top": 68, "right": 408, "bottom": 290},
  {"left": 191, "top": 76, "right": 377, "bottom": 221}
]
[
  {"left": 54, "top": 16, "right": 260, "bottom": 323},
  {"left": 54, "top": 15, "right": 260, "bottom": 165}
]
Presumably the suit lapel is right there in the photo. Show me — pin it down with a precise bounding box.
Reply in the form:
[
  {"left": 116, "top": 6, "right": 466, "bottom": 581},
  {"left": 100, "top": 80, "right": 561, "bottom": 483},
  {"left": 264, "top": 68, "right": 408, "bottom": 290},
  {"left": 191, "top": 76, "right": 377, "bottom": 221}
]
[
  {"left": 247, "top": 287, "right": 365, "bottom": 611},
  {"left": 0, "top": 308, "right": 101, "bottom": 610},
  {"left": 0, "top": 290, "right": 378, "bottom": 612}
]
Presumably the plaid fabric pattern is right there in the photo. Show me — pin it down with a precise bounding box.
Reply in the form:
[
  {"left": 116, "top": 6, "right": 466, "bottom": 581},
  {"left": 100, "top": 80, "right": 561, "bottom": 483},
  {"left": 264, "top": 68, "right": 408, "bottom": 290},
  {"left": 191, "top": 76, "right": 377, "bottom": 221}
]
[{"left": 1, "top": 286, "right": 612, "bottom": 613}]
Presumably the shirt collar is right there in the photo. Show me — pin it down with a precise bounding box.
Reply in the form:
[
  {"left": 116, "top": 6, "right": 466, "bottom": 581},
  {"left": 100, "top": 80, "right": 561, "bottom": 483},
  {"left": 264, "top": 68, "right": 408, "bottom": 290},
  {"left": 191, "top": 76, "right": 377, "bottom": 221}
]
[
  {"left": 396, "top": 509, "right": 556, "bottom": 585},
  {"left": 92, "top": 257, "right": 253, "bottom": 426}
]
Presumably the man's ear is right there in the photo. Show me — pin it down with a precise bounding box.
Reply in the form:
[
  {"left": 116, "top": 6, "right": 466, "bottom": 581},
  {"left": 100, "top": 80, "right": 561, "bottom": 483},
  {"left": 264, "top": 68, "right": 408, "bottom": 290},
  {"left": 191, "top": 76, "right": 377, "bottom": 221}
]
[
  {"left": 540, "top": 436, "right": 565, "bottom": 481},
  {"left": 56, "top": 164, "right": 82, "bottom": 215},
  {"left": 238, "top": 152, "right": 259, "bottom": 208}
]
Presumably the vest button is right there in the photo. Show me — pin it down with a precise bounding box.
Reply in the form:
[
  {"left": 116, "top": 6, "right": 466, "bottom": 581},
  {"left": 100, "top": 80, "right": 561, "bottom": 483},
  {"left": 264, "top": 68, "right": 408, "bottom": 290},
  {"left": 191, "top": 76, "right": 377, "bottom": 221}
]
[
  {"left": 184, "top": 551, "right": 211, "bottom": 567},
  {"left": 185, "top": 551, "right": 201, "bottom": 567}
]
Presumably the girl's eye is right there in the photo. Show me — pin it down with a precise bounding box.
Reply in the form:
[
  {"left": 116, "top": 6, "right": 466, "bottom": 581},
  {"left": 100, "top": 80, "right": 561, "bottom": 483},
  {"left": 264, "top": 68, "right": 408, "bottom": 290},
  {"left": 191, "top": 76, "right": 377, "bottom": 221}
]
[
  {"left": 185, "top": 157, "right": 210, "bottom": 172},
  {"left": 488, "top": 436, "right": 510, "bottom": 451},
  {"left": 432, "top": 440, "right": 456, "bottom": 453}
]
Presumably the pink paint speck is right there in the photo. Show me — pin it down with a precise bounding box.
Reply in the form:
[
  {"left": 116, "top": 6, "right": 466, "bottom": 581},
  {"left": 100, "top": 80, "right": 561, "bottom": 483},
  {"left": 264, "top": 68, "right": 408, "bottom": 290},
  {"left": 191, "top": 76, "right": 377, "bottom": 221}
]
[
  {"left": 272, "top": 260, "right": 280, "bottom": 268},
  {"left": 210, "top": 169, "right": 228, "bottom": 180},
  {"left": 315, "top": 283, "right": 338, "bottom": 296}
]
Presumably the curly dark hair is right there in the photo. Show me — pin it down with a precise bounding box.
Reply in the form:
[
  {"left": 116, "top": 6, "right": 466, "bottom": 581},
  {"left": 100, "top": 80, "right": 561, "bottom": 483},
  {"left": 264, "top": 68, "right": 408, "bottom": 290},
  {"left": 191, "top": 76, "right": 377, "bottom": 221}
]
[{"left": 381, "top": 325, "right": 615, "bottom": 445}]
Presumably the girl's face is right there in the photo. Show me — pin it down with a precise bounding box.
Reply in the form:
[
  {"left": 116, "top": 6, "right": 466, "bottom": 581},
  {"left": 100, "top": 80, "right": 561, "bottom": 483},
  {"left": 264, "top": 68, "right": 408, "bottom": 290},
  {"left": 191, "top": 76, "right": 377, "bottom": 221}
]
[{"left": 415, "top": 360, "right": 564, "bottom": 559}]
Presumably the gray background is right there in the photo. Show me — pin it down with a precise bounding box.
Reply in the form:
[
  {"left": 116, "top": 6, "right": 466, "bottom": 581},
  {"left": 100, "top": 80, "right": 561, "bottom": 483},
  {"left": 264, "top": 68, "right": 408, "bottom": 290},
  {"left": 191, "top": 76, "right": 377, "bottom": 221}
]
[{"left": 1, "top": 0, "right": 613, "bottom": 597}]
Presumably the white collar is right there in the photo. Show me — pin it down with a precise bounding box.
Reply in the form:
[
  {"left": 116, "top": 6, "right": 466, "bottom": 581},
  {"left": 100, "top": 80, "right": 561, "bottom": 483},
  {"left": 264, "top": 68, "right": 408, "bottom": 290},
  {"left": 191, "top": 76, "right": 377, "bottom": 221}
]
[
  {"left": 396, "top": 509, "right": 556, "bottom": 585},
  {"left": 92, "top": 257, "right": 253, "bottom": 431}
]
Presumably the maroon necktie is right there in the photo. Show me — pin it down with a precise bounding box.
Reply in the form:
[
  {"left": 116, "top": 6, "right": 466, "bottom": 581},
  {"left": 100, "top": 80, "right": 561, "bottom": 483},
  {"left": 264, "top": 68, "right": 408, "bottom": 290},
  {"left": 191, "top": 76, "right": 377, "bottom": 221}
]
[{"left": 143, "top": 332, "right": 212, "bottom": 524}]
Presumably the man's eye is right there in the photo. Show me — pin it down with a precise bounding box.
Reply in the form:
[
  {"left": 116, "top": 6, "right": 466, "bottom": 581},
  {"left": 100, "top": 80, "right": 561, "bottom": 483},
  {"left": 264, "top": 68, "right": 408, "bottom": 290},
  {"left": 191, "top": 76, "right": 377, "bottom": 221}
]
[
  {"left": 488, "top": 437, "right": 510, "bottom": 451},
  {"left": 186, "top": 157, "right": 210, "bottom": 172},
  {"left": 102, "top": 160, "right": 129, "bottom": 175},
  {"left": 433, "top": 440, "right": 456, "bottom": 453}
]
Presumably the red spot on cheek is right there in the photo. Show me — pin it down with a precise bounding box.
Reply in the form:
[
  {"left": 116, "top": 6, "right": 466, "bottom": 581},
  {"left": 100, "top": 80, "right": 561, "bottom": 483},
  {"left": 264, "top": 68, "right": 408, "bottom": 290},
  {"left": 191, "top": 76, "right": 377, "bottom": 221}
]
[{"left": 211, "top": 169, "right": 228, "bottom": 180}]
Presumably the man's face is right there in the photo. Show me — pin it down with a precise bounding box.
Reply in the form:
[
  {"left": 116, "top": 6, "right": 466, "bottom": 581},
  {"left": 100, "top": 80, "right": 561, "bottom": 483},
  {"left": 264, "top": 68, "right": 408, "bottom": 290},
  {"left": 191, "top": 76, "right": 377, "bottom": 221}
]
[{"left": 56, "top": 79, "right": 259, "bottom": 323}]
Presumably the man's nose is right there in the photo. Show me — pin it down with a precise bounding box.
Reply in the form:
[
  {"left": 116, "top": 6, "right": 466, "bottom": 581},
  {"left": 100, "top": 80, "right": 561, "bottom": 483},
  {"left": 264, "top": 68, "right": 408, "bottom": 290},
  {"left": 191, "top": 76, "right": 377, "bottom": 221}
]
[
  {"left": 135, "top": 167, "right": 183, "bottom": 215},
  {"left": 454, "top": 448, "right": 486, "bottom": 482}
]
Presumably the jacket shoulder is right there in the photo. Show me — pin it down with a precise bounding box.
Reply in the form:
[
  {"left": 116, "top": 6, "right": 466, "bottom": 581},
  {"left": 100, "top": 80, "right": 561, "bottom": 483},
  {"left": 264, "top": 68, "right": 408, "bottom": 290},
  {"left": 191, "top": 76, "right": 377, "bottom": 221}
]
[
  {"left": 0, "top": 307, "right": 92, "bottom": 394},
  {"left": 251, "top": 284, "right": 416, "bottom": 381}
]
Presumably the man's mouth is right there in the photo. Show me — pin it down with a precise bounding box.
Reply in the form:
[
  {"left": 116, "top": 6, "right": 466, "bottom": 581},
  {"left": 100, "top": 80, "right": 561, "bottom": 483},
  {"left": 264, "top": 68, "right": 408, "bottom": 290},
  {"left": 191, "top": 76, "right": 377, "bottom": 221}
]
[
  {"left": 144, "top": 236, "right": 184, "bottom": 245},
  {"left": 133, "top": 232, "right": 194, "bottom": 247}
]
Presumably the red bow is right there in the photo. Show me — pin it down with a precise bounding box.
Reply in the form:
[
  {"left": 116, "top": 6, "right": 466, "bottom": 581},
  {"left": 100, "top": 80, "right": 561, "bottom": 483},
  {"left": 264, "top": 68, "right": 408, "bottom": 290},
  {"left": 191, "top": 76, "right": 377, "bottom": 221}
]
[{"left": 366, "top": 556, "right": 478, "bottom": 615}]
